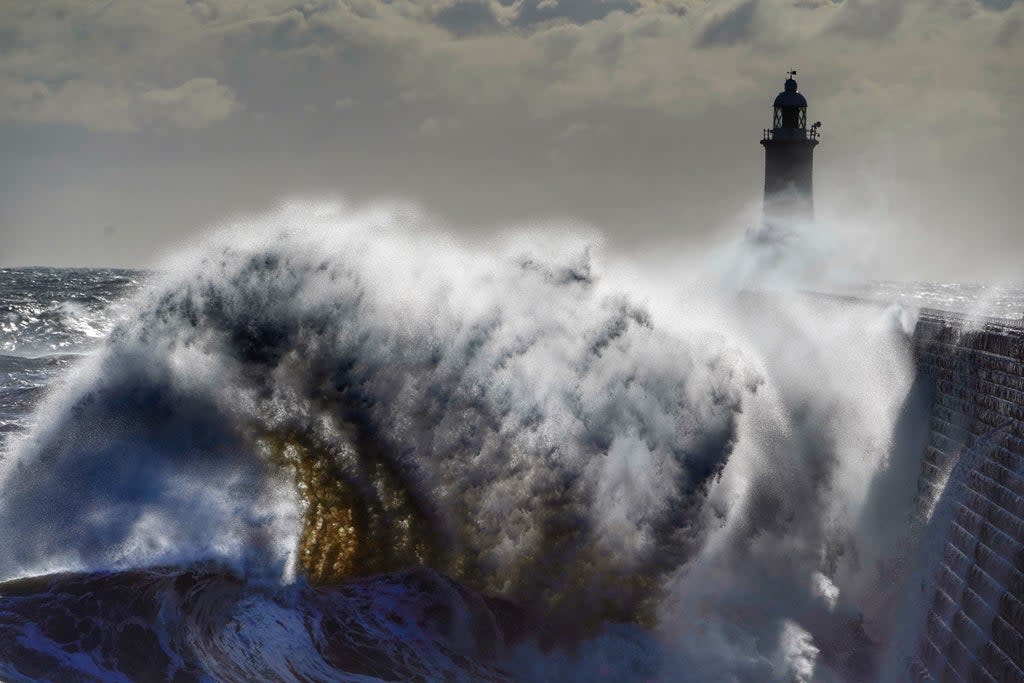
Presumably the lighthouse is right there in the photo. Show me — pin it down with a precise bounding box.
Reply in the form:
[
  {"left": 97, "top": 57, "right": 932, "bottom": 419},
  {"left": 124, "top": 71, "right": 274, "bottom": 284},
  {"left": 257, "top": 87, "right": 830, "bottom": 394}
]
[{"left": 760, "top": 71, "right": 820, "bottom": 224}]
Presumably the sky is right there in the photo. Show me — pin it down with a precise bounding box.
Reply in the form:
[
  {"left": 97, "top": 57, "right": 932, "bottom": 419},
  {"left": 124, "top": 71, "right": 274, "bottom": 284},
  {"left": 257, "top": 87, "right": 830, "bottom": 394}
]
[{"left": 1, "top": 0, "right": 1022, "bottom": 281}]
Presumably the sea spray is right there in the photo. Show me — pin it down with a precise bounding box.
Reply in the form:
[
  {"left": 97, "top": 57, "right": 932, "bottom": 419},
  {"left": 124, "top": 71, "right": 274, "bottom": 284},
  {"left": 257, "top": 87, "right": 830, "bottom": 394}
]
[
  {"left": 651, "top": 297, "right": 919, "bottom": 680},
  {"left": 0, "top": 200, "right": 929, "bottom": 681},
  {"left": 0, "top": 201, "right": 755, "bottom": 631}
]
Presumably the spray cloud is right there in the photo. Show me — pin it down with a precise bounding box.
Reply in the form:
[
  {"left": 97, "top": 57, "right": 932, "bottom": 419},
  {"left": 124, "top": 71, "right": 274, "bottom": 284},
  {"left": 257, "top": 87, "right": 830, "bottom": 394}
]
[{"left": 0, "top": 200, "right": 929, "bottom": 680}]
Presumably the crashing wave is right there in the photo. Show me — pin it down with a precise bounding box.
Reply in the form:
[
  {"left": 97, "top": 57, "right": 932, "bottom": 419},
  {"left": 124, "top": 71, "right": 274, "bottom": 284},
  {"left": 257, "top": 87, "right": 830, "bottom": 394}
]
[
  {"left": 0, "top": 201, "right": 931, "bottom": 681},
  {"left": 0, "top": 202, "right": 755, "bottom": 634}
]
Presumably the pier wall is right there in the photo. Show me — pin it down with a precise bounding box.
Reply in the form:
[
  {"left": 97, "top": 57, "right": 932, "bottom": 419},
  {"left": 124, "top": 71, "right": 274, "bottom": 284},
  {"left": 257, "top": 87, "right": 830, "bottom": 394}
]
[{"left": 910, "top": 310, "right": 1024, "bottom": 681}]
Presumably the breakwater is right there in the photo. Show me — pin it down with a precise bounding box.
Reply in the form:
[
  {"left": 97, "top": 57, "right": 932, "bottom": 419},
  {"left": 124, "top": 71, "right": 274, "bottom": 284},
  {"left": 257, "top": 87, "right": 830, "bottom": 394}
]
[{"left": 910, "top": 309, "right": 1024, "bottom": 681}]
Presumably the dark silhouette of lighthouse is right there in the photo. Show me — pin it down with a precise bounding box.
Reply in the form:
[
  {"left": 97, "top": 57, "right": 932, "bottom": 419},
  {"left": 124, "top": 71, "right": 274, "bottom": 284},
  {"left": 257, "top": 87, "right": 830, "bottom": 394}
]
[{"left": 760, "top": 71, "right": 820, "bottom": 224}]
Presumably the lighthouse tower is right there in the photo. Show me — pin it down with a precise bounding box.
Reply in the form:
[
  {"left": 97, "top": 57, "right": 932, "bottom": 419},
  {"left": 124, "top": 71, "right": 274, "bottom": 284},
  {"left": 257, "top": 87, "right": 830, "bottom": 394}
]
[{"left": 760, "top": 71, "right": 820, "bottom": 224}]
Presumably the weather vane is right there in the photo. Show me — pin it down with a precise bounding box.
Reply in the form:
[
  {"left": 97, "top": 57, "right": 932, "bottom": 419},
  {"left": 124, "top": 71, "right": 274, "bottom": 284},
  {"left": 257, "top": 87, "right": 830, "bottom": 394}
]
[{"left": 788, "top": 69, "right": 797, "bottom": 78}]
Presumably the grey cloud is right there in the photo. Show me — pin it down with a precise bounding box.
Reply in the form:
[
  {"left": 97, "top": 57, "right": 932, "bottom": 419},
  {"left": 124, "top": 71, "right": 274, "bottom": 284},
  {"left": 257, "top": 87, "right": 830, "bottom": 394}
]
[
  {"left": 512, "top": 0, "right": 640, "bottom": 28},
  {"left": 433, "top": 0, "right": 503, "bottom": 37},
  {"left": 596, "top": 30, "right": 626, "bottom": 68},
  {"left": 0, "top": 25, "right": 21, "bottom": 55},
  {"left": 3, "top": 0, "right": 1005, "bottom": 127},
  {"left": 68, "top": 13, "right": 146, "bottom": 56},
  {"left": 137, "top": 77, "right": 242, "bottom": 129},
  {"left": 828, "top": 0, "right": 904, "bottom": 38},
  {"left": 791, "top": 0, "right": 836, "bottom": 8},
  {"left": 220, "top": 7, "right": 344, "bottom": 52},
  {"left": 979, "top": 0, "right": 1016, "bottom": 11},
  {"left": 187, "top": 0, "right": 221, "bottom": 23},
  {"left": 1, "top": 76, "right": 241, "bottom": 132},
  {"left": 695, "top": 0, "right": 758, "bottom": 47},
  {"left": 995, "top": 13, "right": 1022, "bottom": 43}
]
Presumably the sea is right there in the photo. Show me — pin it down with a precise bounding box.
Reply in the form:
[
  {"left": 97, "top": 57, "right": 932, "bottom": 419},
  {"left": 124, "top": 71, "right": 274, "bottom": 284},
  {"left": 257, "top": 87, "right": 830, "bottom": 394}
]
[{"left": 0, "top": 268, "right": 141, "bottom": 455}]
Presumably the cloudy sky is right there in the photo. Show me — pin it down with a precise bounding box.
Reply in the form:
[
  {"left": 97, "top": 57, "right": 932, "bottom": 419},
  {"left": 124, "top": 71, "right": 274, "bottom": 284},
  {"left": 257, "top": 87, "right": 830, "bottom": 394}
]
[{"left": 1, "top": 0, "right": 1021, "bottom": 280}]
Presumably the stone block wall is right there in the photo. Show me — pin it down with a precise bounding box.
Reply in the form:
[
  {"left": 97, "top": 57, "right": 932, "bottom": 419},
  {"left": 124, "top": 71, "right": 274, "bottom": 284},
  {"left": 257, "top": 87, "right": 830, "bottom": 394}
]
[{"left": 910, "top": 310, "right": 1024, "bottom": 682}]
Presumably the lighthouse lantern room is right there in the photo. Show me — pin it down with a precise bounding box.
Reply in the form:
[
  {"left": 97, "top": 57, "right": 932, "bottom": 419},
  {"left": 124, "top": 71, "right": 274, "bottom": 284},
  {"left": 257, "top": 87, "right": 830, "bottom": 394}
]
[{"left": 760, "top": 71, "right": 820, "bottom": 223}]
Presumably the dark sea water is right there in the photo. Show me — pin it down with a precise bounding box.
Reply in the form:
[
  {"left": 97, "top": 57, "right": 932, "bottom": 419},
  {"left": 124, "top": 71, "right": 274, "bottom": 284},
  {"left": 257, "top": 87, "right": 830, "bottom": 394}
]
[
  {"left": 0, "top": 268, "right": 141, "bottom": 455},
  {"left": 0, "top": 259, "right": 1020, "bottom": 683}
]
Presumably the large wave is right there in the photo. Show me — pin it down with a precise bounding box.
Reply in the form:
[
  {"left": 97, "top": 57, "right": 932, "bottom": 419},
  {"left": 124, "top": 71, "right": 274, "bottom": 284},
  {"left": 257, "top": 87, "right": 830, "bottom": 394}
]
[
  {"left": 0, "top": 202, "right": 757, "bottom": 632},
  {"left": 0, "top": 201, "right": 928, "bottom": 680}
]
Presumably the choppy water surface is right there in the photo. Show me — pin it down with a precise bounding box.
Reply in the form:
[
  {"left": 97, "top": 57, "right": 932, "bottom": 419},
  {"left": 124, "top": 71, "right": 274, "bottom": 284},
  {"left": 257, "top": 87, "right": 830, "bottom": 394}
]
[
  {"left": 0, "top": 268, "right": 141, "bottom": 454},
  {"left": 0, "top": 268, "right": 140, "bottom": 355},
  {"left": 862, "top": 280, "right": 1024, "bottom": 320}
]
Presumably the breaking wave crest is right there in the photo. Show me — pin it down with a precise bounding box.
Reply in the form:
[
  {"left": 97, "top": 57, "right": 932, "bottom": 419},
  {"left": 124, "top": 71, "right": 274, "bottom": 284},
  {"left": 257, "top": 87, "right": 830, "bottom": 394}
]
[{"left": 0, "top": 202, "right": 755, "bottom": 632}]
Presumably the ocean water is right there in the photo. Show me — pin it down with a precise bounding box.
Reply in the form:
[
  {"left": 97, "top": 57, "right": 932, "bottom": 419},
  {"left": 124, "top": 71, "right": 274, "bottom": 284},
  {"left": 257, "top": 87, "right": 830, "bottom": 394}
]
[
  {"left": 0, "top": 268, "right": 141, "bottom": 455},
  {"left": 859, "top": 280, "right": 1024, "bottom": 321},
  {"left": 0, "top": 206, "right": 1019, "bottom": 682}
]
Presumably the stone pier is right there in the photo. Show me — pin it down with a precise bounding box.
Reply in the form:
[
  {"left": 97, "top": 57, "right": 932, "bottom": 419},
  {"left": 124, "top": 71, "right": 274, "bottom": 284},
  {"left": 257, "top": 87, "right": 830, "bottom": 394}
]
[{"left": 910, "top": 309, "right": 1024, "bottom": 681}]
